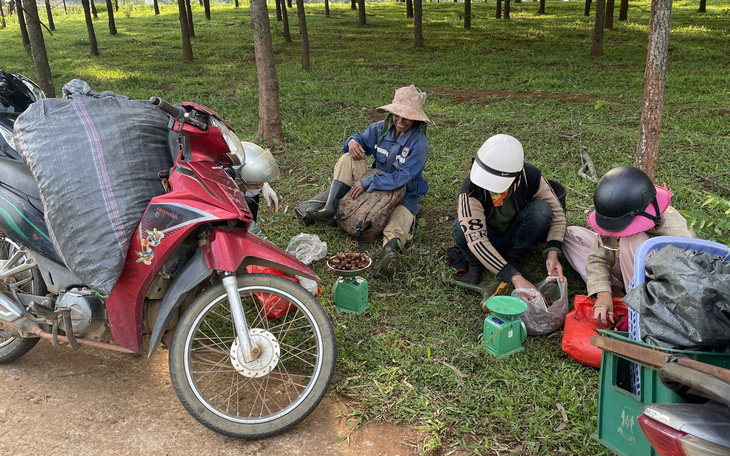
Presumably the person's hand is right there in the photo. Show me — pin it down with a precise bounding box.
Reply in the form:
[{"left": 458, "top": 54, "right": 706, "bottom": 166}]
[
  {"left": 545, "top": 251, "right": 564, "bottom": 283},
  {"left": 511, "top": 274, "right": 543, "bottom": 301},
  {"left": 593, "top": 291, "right": 615, "bottom": 327},
  {"left": 350, "top": 180, "right": 365, "bottom": 199},
  {"left": 261, "top": 182, "right": 278, "bottom": 212},
  {"left": 347, "top": 139, "right": 365, "bottom": 160}
]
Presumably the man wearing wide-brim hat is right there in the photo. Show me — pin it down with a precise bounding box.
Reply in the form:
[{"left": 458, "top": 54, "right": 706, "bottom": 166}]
[{"left": 306, "top": 85, "right": 432, "bottom": 278}]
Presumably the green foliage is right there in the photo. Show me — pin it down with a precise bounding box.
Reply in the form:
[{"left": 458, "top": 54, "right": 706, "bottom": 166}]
[
  {"left": 2, "top": 1, "right": 730, "bottom": 454},
  {"left": 681, "top": 194, "right": 730, "bottom": 244}
]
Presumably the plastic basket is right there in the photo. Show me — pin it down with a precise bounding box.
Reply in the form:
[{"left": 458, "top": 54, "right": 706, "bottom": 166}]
[
  {"left": 626, "top": 236, "right": 730, "bottom": 395},
  {"left": 594, "top": 330, "right": 730, "bottom": 456}
]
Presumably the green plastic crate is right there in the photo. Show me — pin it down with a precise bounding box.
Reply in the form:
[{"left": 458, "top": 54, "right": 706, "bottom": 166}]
[{"left": 593, "top": 331, "right": 730, "bottom": 456}]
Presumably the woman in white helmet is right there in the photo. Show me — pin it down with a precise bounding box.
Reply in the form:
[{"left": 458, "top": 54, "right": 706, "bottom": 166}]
[
  {"left": 453, "top": 134, "right": 566, "bottom": 297},
  {"left": 235, "top": 141, "right": 280, "bottom": 239}
]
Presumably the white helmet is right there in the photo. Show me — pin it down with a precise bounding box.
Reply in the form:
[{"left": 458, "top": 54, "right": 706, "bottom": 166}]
[
  {"left": 470, "top": 134, "right": 524, "bottom": 193},
  {"left": 235, "top": 141, "right": 280, "bottom": 184}
]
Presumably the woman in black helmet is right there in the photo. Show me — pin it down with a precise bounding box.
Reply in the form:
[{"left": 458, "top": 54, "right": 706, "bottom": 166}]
[{"left": 563, "top": 166, "right": 694, "bottom": 326}]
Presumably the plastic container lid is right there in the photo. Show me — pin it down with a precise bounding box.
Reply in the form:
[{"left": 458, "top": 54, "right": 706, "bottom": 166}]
[{"left": 485, "top": 296, "right": 527, "bottom": 316}]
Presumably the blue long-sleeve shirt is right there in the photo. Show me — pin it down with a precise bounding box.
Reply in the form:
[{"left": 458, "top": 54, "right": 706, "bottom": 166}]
[{"left": 344, "top": 120, "right": 429, "bottom": 214}]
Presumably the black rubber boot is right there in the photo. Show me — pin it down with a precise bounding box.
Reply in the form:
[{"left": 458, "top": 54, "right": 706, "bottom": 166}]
[
  {"left": 460, "top": 261, "right": 485, "bottom": 285},
  {"left": 307, "top": 180, "right": 351, "bottom": 222},
  {"left": 373, "top": 238, "right": 402, "bottom": 279}
]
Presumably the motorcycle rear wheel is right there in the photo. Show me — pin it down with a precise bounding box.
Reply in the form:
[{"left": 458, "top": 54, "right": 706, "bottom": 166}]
[
  {"left": 0, "top": 235, "right": 43, "bottom": 363},
  {"left": 168, "top": 273, "right": 336, "bottom": 439}
]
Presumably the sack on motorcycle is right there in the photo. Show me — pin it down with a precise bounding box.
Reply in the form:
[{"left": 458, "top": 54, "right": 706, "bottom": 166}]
[
  {"left": 14, "top": 96, "right": 173, "bottom": 294},
  {"left": 335, "top": 169, "right": 405, "bottom": 243}
]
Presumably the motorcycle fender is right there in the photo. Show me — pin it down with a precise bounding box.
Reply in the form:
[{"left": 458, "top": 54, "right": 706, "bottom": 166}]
[
  {"left": 203, "top": 227, "right": 319, "bottom": 282},
  {"left": 148, "top": 248, "right": 212, "bottom": 357}
]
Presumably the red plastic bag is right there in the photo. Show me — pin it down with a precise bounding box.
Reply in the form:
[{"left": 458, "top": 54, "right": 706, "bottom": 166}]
[
  {"left": 561, "top": 295, "right": 628, "bottom": 368},
  {"left": 246, "top": 266, "right": 297, "bottom": 321}
]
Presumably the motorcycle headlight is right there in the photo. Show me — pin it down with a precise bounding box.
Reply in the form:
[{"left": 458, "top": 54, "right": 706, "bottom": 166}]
[{"left": 210, "top": 117, "right": 246, "bottom": 166}]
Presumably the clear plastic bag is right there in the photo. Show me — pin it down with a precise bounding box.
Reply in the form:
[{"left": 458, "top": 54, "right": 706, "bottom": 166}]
[
  {"left": 511, "top": 276, "right": 569, "bottom": 336},
  {"left": 286, "top": 233, "right": 327, "bottom": 265}
]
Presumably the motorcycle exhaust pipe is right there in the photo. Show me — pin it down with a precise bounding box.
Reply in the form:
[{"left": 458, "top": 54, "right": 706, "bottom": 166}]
[
  {"left": 30, "top": 327, "right": 136, "bottom": 354},
  {"left": 0, "top": 292, "right": 24, "bottom": 322},
  {"left": 0, "top": 292, "right": 135, "bottom": 353}
]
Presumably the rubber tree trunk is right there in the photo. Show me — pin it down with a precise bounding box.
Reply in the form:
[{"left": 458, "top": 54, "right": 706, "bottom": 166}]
[
  {"left": 24, "top": 0, "right": 55, "bottom": 97},
  {"left": 1, "top": 0, "right": 6, "bottom": 28},
  {"left": 185, "top": 0, "right": 195, "bottom": 38},
  {"left": 504, "top": 0, "right": 510, "bottom": 18},
  {"left": 496, "top": 0, "right": 502, "bottom": 18},
  {"left": 275, "top": 0, "right": 281, "bottom": 21},
  {"left": 605, "top": 0, "right": 614, "bottom": 29},
  {"left": 203, "top": 0, "right": 210, "bottom": 20},
  {"left": 358, "top": 0, "right": 365, "bottom": 26},
  {"left": 464, "top": 0, "right": 470, "bottom": 28},
  {"left": 153, "top": 0, "right": 160, "bottom": 15},
  {"left": 413, "top": 0, "right": 422, "bottom": 47},
  {"left": 81, "top": 0, "right": 99, "bottom": 56},
  {"left": 635, "top": 0, "right": 673, "bottom": 180},
  {"left": 590, "top": 0, "right": 605, "bottom": 56},
  {"left": 698, "top": 0, "right": 706, "bottom": 12},
  {"left": 351, "top": 0, "right": 356, "bottom": 10},
  {"left": 406, "top": 0, "right": 413, "bottom": 18},
  {"left": 280, "top": 0, "right": 291, "bottom": 43},
  {"left": 177, "top": 0, "right": 193, "bottom": 61},
  {"left": 235, "top": 0, "right": 239, "bottom": 7},
  {"left": 17, "top": 0, "right": 31, "bottom": 49},
  {"left": 249, "top": 0, "right": 283, "bottom": 142},
  {"left": 90, "top": 0, "right": 97, "bottom": 19},
  {"left": 619, "top": 0, "right": 628, "bottom": 20},
  {"left": 106, "top": 0, "right": 117, "bottom": 35},
  {"left": 324, "top": 0, "right": 329, "bottom": 17},
  {"left": 287, "top": 0, "right": 291, "bottom": 8},
  {"left": 538, "top": 0, "right": 545, "bottom": 14},
  {"left": 296, "top": 0, "right": 309, "bottom": 70},
  {"left": 584, "top": 0, "right": 592, "bottom": 16},
  {"left": 44, "top": 0, "right": 54, "bottom": 31}
]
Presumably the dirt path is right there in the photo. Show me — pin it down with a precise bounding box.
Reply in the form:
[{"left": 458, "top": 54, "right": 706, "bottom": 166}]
[{"left": 0, "top": 340, "right": 424, "bottom": 455}]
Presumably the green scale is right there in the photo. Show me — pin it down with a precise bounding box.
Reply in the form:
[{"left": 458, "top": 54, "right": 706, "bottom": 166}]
[
  {"left": 482, "top": 296, "right": 528, "bottom": 358},
  {"left": 329, "top": 259, "right": 372, "bottom": 315}
]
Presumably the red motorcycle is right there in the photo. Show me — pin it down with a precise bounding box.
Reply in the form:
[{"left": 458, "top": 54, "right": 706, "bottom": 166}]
[{"left": 0, "top": 96, "right": 336, "bottom": 439}]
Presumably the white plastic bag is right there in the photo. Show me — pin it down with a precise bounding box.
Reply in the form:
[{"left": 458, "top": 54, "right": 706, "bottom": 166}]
[
  {"left": 511, "top": 276, "right": 569, "bottom": 336},
  {"left": 286, "top": 233, "right": 327, "bottom": 265}
]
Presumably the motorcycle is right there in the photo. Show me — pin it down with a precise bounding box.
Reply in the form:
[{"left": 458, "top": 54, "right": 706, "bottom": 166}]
[
  {"left": 0, "top": 70, "right": 45, "bottom": 160},
  {"left": 638, "top": 359, "right": 730, "bottom": 456},
  {"left": 0, "top": 95, "right": 337, "bottom": 439}
]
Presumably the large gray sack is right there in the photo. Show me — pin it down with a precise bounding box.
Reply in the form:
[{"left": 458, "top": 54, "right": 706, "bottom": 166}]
[{"left": 14, "top": 96, "right": 173, "bottom": 294}]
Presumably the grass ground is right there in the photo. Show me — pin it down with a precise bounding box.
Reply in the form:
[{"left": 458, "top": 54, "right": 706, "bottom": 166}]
[{"left": 2, "top": 0, "right": 730, "bottom": 453}]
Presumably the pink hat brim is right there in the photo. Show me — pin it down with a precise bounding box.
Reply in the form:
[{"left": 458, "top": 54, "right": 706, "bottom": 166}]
[
  {"left": 587, "top": 185, "right": 672, "bottom": 238},
  {"left": 376, "top": 104, "right": 432, "bottom": 124}
]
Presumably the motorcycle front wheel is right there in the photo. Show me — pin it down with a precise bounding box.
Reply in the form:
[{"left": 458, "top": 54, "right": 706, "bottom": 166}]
[{"left": 168, "top": 273, "right": 336, "bottom": 439}]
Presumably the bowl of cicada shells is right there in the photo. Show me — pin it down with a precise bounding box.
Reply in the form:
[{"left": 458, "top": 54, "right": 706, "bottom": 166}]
[{"left": 327, "top": 250, "right": 372, "bottom": 276}]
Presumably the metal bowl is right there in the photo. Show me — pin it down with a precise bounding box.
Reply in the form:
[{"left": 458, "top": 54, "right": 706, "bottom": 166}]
[{"left": 327, "top": 257, "right": 372, "bottom": 277}]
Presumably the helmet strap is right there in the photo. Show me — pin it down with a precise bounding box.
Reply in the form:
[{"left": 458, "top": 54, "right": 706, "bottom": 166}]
[{"left": 636, "top": 198, "right": 661, "bottom": 227}]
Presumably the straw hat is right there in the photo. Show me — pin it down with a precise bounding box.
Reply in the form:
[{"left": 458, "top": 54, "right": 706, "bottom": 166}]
[{"left": 376, "top": 85, "right": 431, "bottom": 124}]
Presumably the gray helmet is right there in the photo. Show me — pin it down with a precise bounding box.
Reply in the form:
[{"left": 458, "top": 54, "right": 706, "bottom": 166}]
[{"left": 235, "top": 141, "right": 280, "bottom": 184}]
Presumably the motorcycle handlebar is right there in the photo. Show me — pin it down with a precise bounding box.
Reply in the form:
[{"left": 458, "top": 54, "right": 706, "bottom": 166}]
[{"left": 150, "top": 96, "right": 185, "bottom": 121}]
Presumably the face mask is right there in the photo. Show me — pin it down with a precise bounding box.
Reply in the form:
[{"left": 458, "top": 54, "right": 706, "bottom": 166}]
[{"left": 243, "top": 187, "right": 262, "bottom": 198}]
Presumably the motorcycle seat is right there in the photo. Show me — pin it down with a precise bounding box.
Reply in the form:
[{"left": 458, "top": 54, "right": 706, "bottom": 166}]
[{"left": 0, "top": 156, "right": 41, "bottom": 201}]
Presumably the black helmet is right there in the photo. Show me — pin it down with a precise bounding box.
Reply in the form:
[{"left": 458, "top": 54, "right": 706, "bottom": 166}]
[{"left": 592, "top": 166, "right": 660, "bottom": 233}]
